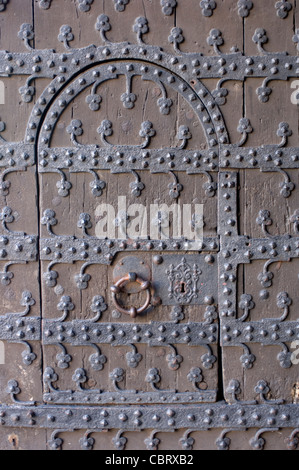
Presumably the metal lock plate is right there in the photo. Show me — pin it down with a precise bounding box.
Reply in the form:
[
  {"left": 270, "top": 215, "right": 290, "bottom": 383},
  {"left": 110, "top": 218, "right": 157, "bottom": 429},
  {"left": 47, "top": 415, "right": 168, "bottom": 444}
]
[{"left": 152, "top": 254, "right": 218, "bottom": 306}]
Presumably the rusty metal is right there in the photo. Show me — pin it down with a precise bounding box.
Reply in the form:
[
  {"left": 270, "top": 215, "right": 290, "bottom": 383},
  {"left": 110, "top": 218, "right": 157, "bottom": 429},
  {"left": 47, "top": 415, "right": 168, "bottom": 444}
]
[
  {"left": 111, "top": 273, "right": 152, "bottom": 318},
  {"left": 113, "top": 256, "right": 151, "bottom": 293}
]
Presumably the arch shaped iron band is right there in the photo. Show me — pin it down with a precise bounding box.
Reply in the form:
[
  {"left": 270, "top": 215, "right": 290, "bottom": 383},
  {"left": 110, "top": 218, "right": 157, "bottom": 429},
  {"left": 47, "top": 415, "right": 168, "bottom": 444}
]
[
  {"left": 19, "top": 44, "right": 228, "bottom": 144},
  {"left": 22, "top": 56, "right": 227, "bottom": 154}
]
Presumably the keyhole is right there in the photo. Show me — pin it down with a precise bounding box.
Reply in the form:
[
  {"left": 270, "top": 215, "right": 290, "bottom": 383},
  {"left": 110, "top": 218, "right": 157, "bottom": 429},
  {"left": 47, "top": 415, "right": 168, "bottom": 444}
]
[{"left": 180, "top": 282, "right": 186, "bottom": 293}]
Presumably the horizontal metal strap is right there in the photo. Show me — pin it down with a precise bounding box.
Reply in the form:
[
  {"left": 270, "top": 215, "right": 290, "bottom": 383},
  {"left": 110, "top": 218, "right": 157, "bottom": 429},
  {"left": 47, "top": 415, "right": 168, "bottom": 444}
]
[
  {"left": 43, "top": 320, "right": 218, "bottom": 347},
  {"left": 0, "top": 403, "right": 298, "bottom": 430},
  {"left": 38, "top": 146, "right": 218, "bottom": 173},
  {"left": 220, "top": 145, "right": 299, "bottom": 170},
  {"left": 221, "top": 319, "right": 299, "bottom": 346},
  {"left": 0, "top": 315, "right": 41, "bottom": 341},
  {"left": 0, "top": 235, "right": 38, "bottom": 262},
  {"left": 0, "top": 47, "right": 298, "bottom": 80},
  {"left": 43, "top": 389, "right": 217, "bottom": 406},
  {"left": 40, "top": 237, "right": 220, "bottom": 265}
]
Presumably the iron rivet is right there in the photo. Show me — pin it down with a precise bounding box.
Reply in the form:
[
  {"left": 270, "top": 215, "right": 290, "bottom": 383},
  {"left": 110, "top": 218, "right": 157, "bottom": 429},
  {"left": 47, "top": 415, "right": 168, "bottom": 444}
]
[{"left": 153, "top": 255, "right": 163, "bottom": 265}]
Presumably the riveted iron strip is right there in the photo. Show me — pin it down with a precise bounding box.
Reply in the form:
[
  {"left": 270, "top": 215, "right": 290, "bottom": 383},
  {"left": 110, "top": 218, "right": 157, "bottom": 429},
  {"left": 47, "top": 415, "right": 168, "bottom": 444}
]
[
  {"left": 42, "top": 320, "right": 218, "bottom": 347},
  {"left": 40, "top": 237, "right": 220, "bottom": 265},
  {"left": 218, "top": 172, "right": 239, "bottom": 319},
  {"left": 225, "top": 236, "right": 299, "bottom": 262},
  {"left": 0, "top": 403, "right": 298, "bottom": 430},
  {"left": 2, "top": 6, "right": 299, "bottom": 447},
  {"left": 43, "top": 390, "right": 217, "bottom": 405},
  {"left": 1, "top": 47, "right": 299, "bottom": 82},
  {"left": 25, "top": 47, "right": 229, "bottom": 147},
  {"left": 37, "top": 61, "right": 222, "bottom": 158},
  {"left": 0, "top": 235, "right": 38, "bottom": 262},
  {"left": 0, "top": 315, "right": 41, "bottom": 342},
  {"left": 0, "top": 143, "right": 34, "bottom": 169},
  {"left": 38, "top": 147, "right": 219, "bottom": 174},
  {"left": 220, "top": 145, "right": 299, "bottom": 170},
  {"left": 221, "top": 320, "right": 299, "bottom": 347},
  {"left": 218, "top": 172, "right": 239, "bottom": 240}
]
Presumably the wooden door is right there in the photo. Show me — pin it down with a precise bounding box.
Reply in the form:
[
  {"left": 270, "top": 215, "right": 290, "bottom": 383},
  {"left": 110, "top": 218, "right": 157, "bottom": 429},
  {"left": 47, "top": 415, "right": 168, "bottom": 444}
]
[{"left": 0, "top": 0, "right": 299, "bottom": 451}]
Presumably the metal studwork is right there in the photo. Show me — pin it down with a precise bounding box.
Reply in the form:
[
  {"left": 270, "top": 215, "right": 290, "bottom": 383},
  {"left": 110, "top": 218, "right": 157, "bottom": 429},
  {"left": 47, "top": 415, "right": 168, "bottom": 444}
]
[
  {"left": 0, "top": 234, "right": 37, "bottom": 262},
  {"left": 0, "top": 291, "right": 39, "bottom": 366},
  {"left": 42, "top": 320, "right": 218, "bottom": 347},
  {"left": 42, "top": 377, "right": 218, "bottom": 405},
  {"left": 1, "top": 16, "right": 299, "bottom": 197},
  {"left": 218, "top": 171, "right": 299, "bottom": 371},
  {"left": 36, "top": 59, "right": 223, "bottom": 180},
  {"left": 40, "top": 235, "right": 220, "bottom": 266},
  {"left": 1, "top": 3, "right": 299, "bottom": 449}
]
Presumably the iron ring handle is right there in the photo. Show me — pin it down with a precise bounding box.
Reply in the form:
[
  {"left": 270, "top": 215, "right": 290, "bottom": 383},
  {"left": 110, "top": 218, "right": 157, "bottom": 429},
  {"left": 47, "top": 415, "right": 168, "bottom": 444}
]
[{"left": 111, "top": 272, "right": 151, "bottom": 318}]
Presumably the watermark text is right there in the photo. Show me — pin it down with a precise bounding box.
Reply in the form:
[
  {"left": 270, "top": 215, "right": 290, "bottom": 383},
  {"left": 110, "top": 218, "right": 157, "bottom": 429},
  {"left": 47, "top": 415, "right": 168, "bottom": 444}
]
[
  {"left": 95, "top": 198, "right": 204, "bottom": 250},
  {"left": 291, "top": 80, "right": 299, "bottom": 105}
]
